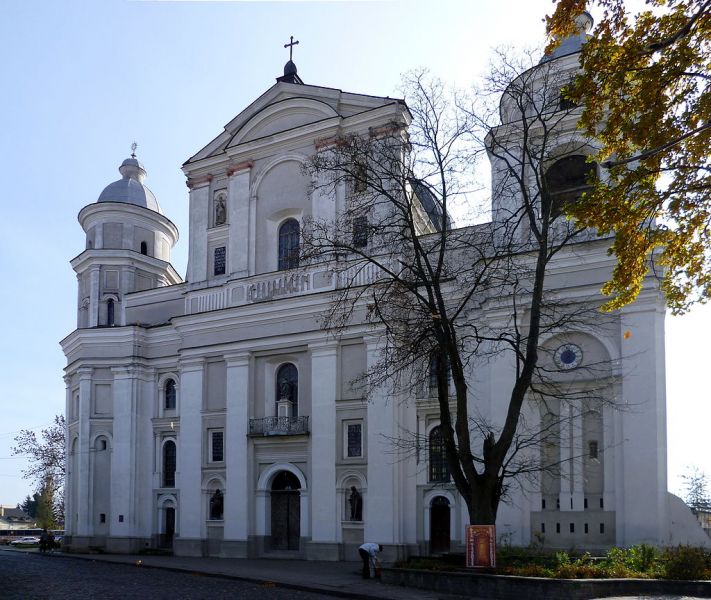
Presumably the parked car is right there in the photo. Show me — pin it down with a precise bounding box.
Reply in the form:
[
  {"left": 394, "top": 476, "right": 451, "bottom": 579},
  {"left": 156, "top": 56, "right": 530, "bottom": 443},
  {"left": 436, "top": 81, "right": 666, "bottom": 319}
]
[{"left": 10, "top": 536, "right": 40, "bottom": 546}]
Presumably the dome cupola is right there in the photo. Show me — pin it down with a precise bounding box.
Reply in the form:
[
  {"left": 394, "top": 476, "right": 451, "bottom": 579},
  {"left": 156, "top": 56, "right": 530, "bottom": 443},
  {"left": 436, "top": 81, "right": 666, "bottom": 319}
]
[{"left": 97, "top": 146, "right": 162, "bottom": 213}]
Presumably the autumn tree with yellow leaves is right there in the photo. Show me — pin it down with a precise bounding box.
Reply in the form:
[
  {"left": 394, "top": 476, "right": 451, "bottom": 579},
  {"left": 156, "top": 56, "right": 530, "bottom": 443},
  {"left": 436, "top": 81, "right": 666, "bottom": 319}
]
[{"left": 547, "top": 0, "right": 710, "bottom": 313}]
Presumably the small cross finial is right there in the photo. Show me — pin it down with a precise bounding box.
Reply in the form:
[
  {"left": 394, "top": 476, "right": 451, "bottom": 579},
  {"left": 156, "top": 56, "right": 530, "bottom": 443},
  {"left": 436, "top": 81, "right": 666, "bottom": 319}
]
[
  {"left": 284, "top": 36, "right": 299, "bottom": 61},
  {"left": 131, "top": 142, "right": 138, "bottom": 158}
]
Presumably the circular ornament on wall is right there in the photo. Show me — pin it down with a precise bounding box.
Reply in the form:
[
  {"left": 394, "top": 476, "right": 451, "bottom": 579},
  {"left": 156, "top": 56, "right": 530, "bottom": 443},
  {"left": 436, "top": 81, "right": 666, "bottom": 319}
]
[{"left": 554, "top": 343, "right": 583, "bottom": 370}]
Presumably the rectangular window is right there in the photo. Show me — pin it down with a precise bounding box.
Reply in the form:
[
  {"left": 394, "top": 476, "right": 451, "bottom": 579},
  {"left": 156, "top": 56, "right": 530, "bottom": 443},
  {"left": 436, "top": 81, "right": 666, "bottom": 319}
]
[
  {"left": 100, "top": 513, "right": 106, "bottom": 523},
  {"left": 556, "top": 522, "right": 560, "bottom": 534},
  {"left": 600, "top": 522, "right": 605, "bottom": 534},
  {"left": 584, "top": 523, "right": 589, "bottom": 534},
  {"left": 352, "top": 216, "right": 368, "bottom": 248},
  {"left": 569, "top": 523, "right": 575, "bottom": 533},
  {"left": 344, "top": 421, "right": 363, "bottom": 458},
  {"left": 541, "top": 522, "right": 545, "bottom": 534},
  {"left": 588, "top": 440, "right": 599, "bottom": 459},
  {"left": 210, "top": 430, "right": 224, "bottom": 463},
  {"left": 214, "top": 246, "right": 226, "bottom": 276}
]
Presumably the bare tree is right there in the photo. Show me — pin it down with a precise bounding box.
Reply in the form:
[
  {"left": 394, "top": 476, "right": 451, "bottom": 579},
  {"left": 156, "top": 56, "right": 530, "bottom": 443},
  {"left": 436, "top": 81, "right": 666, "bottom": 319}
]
[
  {"left": 683, "top": 466, "right": 711, "bottom": 511},
  {"left": 302, "top": 58, "right": 614, "bottom": 525},
  {"left": 12, "top": 414, "right": 65, "bottom": 524}
]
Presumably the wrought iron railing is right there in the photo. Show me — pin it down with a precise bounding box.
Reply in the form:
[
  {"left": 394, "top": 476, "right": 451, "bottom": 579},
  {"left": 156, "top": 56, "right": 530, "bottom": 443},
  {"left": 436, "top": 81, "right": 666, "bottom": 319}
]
[{"left": 248, "top": 416, "right": 310, "bottom": 436}]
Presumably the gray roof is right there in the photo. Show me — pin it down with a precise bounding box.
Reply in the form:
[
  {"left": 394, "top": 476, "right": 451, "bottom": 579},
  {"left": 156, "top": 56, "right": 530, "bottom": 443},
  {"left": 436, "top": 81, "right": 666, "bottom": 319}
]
[
  {"left": 97, "top": 157, "right": 162, "bottom": 214},
  {"left": 541, "top": 11, "right": 594, "bottom": 63}
]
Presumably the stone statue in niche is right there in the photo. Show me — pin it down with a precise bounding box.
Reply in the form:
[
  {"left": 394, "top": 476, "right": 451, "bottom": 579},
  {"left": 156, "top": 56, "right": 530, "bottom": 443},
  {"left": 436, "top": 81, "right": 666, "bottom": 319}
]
[
  {"left": 279, "top": 377, "right": 291, "bottom": 401},
  {"left": 349, "top": 486, "right": 362, "bottom": 521},
  {"left": 214, "top": 195, "right": 226, "bottom": 226},
  {"left": 209, "top": 489, "right": 223, "bottom": 520}
]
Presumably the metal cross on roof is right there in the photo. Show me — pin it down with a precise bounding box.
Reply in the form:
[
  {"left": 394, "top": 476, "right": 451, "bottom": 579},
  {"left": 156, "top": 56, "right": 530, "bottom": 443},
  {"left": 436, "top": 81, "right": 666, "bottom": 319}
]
[
  {"left": 131, "top": 142, "right": 138, "bottom": 158},
  {"left": 284, "top": 36, "right": 299, "bottom": 61}
]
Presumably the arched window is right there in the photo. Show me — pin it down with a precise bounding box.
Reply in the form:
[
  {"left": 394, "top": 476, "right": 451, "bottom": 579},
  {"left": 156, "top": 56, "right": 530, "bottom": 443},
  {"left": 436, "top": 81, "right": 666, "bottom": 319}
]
[
  {"left": 276, "top": 363, "right": 298, "bottom": 416},
  {"left": 544, "top": 155, "right": 597, "bottom": 218},
  {"left": 107, "top": 299, "right": 115, "bottom": 327},
  {"left": 164, "top": 379, "right": 176, "bottom": 410},
  {"left": 429, "top": 352, "right": 450, "bottom": 394},
  {"left": 278, "top": 219, "right": 300, "bottom": 270},
  {"left": 209, "top": 489, "right": 224, "bottom": 520},
  {"left": 163, "top": 441, "right": 176, "bottom": 488},
  {"left": 140, "top": 241, "right": 148, "bottom": 255},
  {"left": 429, "top": 425, "right": 450, "bottom": 483}
]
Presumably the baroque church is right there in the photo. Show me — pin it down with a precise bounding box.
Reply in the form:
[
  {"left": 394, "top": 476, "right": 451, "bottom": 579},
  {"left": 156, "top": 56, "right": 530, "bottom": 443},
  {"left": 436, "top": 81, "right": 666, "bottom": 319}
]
[{"left": 61, "top": 20, "right": 708, "bottom": 559}]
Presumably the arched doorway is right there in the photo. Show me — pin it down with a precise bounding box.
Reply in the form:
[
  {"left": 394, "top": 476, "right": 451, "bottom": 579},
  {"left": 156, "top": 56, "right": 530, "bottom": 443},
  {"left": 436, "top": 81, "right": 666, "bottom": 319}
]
[
  {"left": 430, "top": 496, "right": 451, "bottom": 554},
  {"left": 270, "top": 471, "right": 301, "bottom": 551},
  {"left": 159, "top": 503, "right": 176, "bottom": 549}
]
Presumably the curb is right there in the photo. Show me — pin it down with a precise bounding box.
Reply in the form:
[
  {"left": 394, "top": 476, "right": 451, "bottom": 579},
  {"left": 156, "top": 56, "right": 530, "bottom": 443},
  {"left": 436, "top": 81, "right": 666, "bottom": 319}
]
[{"left": 0, "top": 548, "right": 396, "bottom": 600}]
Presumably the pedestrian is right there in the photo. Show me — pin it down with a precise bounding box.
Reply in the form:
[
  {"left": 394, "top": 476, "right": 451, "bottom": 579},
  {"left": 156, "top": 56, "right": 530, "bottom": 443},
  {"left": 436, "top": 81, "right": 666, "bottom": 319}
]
[
  {"left": 358, "top": 542, "right": 382, "bottom": 579},
  {"left": 39, "top": 529, "right": 48, "bottom": 554},
  {"left": 47, "top": 530, "right": 55, "bottom": 553}
]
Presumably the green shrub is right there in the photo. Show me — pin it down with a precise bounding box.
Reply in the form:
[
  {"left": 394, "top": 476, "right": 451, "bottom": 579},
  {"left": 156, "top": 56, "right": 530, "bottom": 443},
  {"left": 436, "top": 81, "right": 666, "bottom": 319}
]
[{"left": 663, "top": 545, "right": 710, "bottom": 580}]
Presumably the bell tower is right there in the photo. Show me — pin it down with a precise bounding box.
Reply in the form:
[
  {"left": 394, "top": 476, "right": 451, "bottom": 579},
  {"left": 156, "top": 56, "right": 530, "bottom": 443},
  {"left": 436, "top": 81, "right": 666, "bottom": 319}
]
[{"left": 72, "top": 149, "right": 181, "bottom": 328}]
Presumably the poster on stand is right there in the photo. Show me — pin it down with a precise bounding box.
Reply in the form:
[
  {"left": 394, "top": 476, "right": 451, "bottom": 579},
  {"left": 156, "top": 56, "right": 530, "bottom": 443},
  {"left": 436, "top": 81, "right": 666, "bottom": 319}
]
[{"left": 465, "top": 524, "right": 496, "bottom": 568}]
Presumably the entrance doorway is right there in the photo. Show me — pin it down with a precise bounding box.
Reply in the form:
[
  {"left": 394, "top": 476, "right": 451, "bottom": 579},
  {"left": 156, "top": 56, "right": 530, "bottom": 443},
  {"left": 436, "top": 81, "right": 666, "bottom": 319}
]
[
  {"left": 270, "top": 471, "right": 301, "bottom": 551},
  {"left": 160, "top": 506, "right": 175, "bottom": 549},
  {"left": 430, "top": 496, "right": 450, "bottom": 554}
]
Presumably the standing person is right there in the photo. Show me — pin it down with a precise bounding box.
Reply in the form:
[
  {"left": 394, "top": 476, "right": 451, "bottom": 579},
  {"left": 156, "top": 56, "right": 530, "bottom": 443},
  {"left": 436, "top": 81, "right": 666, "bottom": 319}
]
[
  {"left": 39, "top": 529, "right": 48, "bottom": 554},
  {"left": 358, "top": 542, "right": 382, "bottom": 579}
]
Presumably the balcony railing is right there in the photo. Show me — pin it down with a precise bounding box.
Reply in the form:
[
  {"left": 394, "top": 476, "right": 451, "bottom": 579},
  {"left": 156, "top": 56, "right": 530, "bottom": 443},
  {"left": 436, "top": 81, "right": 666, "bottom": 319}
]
[{"left": 248, "top": 416, "right": 310, "bottom": 437}]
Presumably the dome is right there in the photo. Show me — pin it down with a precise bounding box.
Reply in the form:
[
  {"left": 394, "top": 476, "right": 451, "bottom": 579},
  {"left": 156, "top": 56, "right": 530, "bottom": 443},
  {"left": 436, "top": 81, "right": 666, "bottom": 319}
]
[
  {"left": 541, "top": 11, "right": 594, "bottom": 62},
  {"left": 97, "top": 156, "right": 162, "bottom": 214}
]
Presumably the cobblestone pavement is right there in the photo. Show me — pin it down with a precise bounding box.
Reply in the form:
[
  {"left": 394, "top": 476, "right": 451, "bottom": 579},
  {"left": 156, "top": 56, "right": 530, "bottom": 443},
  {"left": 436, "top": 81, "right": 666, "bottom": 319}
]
[{"left": 0, "top": 550, "right": 337, "bottom": 600}]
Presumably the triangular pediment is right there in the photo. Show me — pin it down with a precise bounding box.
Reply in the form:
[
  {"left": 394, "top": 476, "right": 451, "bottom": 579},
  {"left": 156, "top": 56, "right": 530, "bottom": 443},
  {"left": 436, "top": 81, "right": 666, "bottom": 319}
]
[{"left": 184, "top": 81, "right": 401, "bottom": 167}]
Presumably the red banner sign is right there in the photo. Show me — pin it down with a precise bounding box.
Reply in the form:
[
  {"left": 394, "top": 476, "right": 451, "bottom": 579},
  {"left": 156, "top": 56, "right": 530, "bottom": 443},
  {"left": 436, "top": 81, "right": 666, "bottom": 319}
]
[{"left": 465, "top": 524, "right": 496, "bottom": 568}]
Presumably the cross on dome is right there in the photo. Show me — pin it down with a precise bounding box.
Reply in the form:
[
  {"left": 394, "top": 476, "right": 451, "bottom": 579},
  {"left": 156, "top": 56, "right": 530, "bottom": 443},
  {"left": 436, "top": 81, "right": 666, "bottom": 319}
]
[{"left": 284, "top": 36, "right": 299, "bottom": 61}]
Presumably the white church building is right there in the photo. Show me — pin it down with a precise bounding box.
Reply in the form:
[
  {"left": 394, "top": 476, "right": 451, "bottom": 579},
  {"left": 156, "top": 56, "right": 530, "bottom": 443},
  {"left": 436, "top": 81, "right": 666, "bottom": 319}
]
[{"left": 61, "top": 22, "right": 707, "bottom": 559}]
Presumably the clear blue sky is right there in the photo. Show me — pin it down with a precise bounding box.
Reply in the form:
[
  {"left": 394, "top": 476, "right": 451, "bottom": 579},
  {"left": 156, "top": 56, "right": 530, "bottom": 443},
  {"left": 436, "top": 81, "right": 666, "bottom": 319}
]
[{"left": 0, "top": 0, "right": 707, "bottom": 506}]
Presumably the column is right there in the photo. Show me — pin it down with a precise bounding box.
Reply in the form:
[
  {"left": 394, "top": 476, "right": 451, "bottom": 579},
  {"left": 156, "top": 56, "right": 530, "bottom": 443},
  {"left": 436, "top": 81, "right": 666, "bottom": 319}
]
[
  {"left": 76, "top": 368, "right": 93, "bottom": 537},
  {"left": 308, "top": 342, "right": 339, "bottom": 559},
  {"left": 223, "top": 352, "right": 250, "bottom": 556},
  {"left": 228, "top": 167, "right": 251, "bottom": 278},
  {"left": 110, "top": 366, "right": 137, "bottom": 541},
  {"left": 364, "top": 335, "right": 397, "bottom": 545},
  {"left": 176, "top": 358, "right": 204, "bottom": 555}
]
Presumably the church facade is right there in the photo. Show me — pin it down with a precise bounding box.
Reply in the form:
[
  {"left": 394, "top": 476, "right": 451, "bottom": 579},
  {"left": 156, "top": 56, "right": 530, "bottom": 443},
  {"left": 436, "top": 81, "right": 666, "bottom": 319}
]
[{"left": 61, "top": 25, "right": 707, "bottom": 559}]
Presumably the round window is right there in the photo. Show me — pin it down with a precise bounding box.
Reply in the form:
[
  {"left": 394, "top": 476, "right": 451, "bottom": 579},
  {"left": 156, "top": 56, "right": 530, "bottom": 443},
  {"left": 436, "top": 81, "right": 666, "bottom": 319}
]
[{"left": 554, "top": 343, "right": 582, "bottom": 370}]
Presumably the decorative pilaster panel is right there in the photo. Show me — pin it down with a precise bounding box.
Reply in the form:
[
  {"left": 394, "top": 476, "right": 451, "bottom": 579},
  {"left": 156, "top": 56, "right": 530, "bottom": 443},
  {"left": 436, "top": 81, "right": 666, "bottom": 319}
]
[
  {"left": 309, "top": 342, "right": 338, "bottom": 543},
  {"left": 76, "top": 368, "right": 93, "bottom": 536},
  {"left": 363, "top": 335, "right": 397, "bottom": 544},
  {"left": 177, "top": 358, "right": 205, "bottom": 545},
  {"left": 227, "top": 167, "right": 251, "bottom": 278},
  {"left": 224, "top": 352, "right": 250, "bottom": 548},
  {"left": 186, "top": 184, "right": 210, "bottom": 284}
]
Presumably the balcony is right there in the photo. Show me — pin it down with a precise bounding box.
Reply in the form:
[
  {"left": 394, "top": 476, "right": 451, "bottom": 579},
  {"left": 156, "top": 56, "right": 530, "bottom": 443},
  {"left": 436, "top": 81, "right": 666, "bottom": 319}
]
[{"left": 248, "top": 416, "right": 310, "bottom": 437}]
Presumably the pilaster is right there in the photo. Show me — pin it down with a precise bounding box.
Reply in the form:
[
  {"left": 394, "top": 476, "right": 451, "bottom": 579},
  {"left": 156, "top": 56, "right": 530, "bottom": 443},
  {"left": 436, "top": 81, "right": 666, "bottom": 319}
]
[
  {"left": 76, "top": 368, "right": 93, "bottom": 536},
  {"left": 309, "top": 342, "right": 338, "bottom": 551},
  {"left": 227, "top": 166, "right": 251, "bottom": 278},
  {"left": 187, "top": 184, "right": 210, "bottom": 284},
  {"left": 177, "top": 357, "right": 205, "bottom": 547},
  {"left": 223, "top": 352, "right": 250, "bottom": 555}
]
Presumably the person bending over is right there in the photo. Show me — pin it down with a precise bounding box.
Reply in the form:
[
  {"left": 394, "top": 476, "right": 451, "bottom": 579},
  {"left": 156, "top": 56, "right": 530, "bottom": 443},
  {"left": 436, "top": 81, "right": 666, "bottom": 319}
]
[{"left": 358, "top": 542, "right": 383, "bottom": 579}]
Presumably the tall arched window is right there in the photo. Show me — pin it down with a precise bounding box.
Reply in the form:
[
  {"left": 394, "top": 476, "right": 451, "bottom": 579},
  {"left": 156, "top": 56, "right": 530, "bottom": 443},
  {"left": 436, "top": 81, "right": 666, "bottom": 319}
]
[
  {"left": 429, "top": 425, "right": 450, "bottom": 483},
  {"left": 544, "top": 155, "right": 597, "bottom": 218},
  {"left": 278, "top": 219, "right": 300, "bottom": 270},
  {"left": 107, "top": 299, "right": 115, "bottom": 327},
  {"left": 140, "top": 241, "right": 148, "bottom": 255},
  {"left": 164, "top": 379, "right": 176, "bottom": 410},
  {"left": 276, "top": 363, "right": 298, "bottom": 416},
  {"left": 429, "top": 352, "right": 450, "bottom": 394},
  {"left": 163, "top": 440, "right": 176, "bottom": 488}
]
